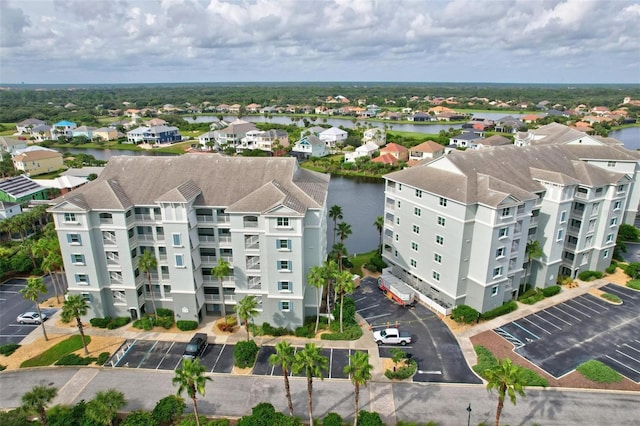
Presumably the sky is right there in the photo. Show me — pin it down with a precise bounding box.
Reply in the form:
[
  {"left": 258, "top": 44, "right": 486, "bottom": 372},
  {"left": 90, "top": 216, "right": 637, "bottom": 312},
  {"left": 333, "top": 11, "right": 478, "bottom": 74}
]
[{"left": 1, "top": 0, "right": 639, "bottom": 85}]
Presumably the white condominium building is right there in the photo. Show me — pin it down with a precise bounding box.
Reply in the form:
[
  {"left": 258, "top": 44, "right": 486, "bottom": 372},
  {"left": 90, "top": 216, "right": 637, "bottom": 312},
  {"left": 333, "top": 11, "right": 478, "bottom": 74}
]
[
  {"left": 49, "top": 154, "right": 329, "bottom": 328},
  {"left": 383, "top": 124, "right": 639, "bottom": 314}
]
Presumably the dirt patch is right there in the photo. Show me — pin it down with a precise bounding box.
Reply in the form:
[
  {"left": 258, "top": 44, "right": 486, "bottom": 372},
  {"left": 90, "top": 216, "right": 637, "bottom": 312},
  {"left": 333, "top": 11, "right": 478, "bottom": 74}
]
[
  {"left": 39, "top": 295, "right": 65, "bottom": 309},
  {"left": 605, "top": 267, "right": 631, "bottom": 285},
  {"left": 232, "top": 366, "right": 252, "bottom": 375},
  {"left": 470, "top": 330, "right": 640, "bottom": 391}
]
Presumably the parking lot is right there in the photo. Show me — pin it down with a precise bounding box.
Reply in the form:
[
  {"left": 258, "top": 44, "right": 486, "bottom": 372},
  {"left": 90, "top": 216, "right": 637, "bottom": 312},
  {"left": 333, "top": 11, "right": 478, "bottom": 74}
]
[
  {"left": 494, "top": 284, "right": 640, "bottom": 382},
  {"left": 355, "top": 277, "right": 481, "bottom": 384},
  {"left": 0, "top": 277, "right": 57, "bottom": 346}
]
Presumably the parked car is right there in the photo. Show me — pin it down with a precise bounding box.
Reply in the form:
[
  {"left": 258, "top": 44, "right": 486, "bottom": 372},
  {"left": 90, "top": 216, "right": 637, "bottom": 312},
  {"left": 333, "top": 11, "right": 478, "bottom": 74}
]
[
  {"left": 373, "top": 328, "right": 412, "bottom": 345},
  {"left": 17, "top": 312, "right": 48, "bottom": 325},
  {"left": 183, "top": 333, "right": 208, "bottom": 359}
]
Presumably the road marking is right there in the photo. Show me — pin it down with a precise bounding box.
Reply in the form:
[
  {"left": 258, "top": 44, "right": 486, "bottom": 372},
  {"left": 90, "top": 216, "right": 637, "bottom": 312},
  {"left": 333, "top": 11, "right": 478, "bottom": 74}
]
[
  {"left": 521, "top": 316, "right": 552, "bottom": 335},
  {"left": 533, "top": 312, "right": 562, "bottom": 330},
  {"left": 353, "top": 296, "right": 368, "bottom": 303},
  {"left": 605, "top": 355, "right": 640, "bottom": 377},
  {"left": 8, "top": 323, "right": 38, "bottom": 327},
  {"left": 156, "top": 342, "right": 174, "bottom": 369},
  {"left": 544, "top": 308, "right": 573, "bottom": 326},
  {"left": 379, "top": 345, "right": 413, "bottom": 349},
  {"left": 328, "top": 348, "right": 333, "bottom": 378},
  {"left": 562, "top": 301, "right": 591, "bottom": 318},
  {"left": 363, "top": 313, "right": 391, "bottom": 321},
  {"left": 417, "top": 370, "right": 442, "bottom": 374},
  {"left": 511, "top": 320, "right": 540, "bottom": 340},
  {"left": 604, "top": 286, "right": 635, "bottom": 299},
  {"left": 211, "top": 344, "right": 225, "bottom": 372},
  {"left": 573, "top": 297, "right": 605, "bottom": 314},
  {"left": 615, "top": 349, "right": 640, "bottom": 364},
  {"left": 0, "top": 291, "right": 18, "bottom": 294},
  {"left": 356, "top": 304, "right": 380, "bottom": 313},
  {"left": 623, "top": 343, "right": 640, "bottom": 354},
  {"left": 0, "top": 334, "right": 28, "bottom": 337}
]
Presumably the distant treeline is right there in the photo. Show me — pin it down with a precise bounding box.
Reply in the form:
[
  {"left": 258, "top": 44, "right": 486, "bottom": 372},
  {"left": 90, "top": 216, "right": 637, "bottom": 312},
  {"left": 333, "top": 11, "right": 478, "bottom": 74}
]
[{"left": 0, "top": 83, "right": 639, "bottom": 123}]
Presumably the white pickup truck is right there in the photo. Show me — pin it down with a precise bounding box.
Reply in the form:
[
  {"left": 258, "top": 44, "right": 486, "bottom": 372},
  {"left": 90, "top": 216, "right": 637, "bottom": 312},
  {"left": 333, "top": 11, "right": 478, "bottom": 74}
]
[{"left": 373, "top": 328, "right": 412, "bottom": 346}]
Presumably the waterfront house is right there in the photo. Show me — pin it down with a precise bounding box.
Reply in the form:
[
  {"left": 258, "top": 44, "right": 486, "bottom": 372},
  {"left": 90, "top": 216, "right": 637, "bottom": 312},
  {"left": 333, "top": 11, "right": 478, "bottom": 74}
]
[
  {"left": 50, "top": 120, "right": 77, "bottom": 140},
  {"left": 291, "top": 135, "right": 329, "bottom": 159},
  {"left": 379, "top": 143, "right": 409, "bottom": 162},
  {"left": 362, "top": 128, "right": 386, "bottom": 147},
  {"left": 126, "top": 126, "right": 181, "bottom": 144},
  {"left": 344, "top": 142, "right": 379, "bottom": 163},
  {"left": 319, "top": 127, "right": 348, "bottom": 148},
  {"left": 12, "top": 148, "right": 64, "bottom": 176}
]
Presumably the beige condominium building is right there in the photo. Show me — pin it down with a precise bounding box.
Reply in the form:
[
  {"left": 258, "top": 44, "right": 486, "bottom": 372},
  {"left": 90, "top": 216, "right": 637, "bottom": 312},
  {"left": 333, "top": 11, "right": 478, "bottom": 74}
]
[
  {"left": 49, "top": 154, "right": 329, "bottom": 328},
  {"left": 383, "top": 123, "right": 639, "bottom": 314}
]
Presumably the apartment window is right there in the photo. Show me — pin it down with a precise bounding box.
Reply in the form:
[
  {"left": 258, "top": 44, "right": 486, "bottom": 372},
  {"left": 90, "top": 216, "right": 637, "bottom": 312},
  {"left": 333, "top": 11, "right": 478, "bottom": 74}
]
[
  {"left": 398, "top": 184, "right": 402, "bottom": 191},
  {"left": 277, "top": 260, "right": 292, "bottom": 271},
  {"left": 64, "top": 213, "right": 77, "bottom": 223},
  {"left": 436, "top": 235, "right": 444, "bottom": 245},
  {"left": 493, "top": 267, "right": 503, "bottom": 278},
  {"left": 606, "top": 233, "right": 614, "bottom": 243},
  {"left": 592, "top": 202, "right": 600, "bottom": 214},
  {"left": 175, "top": 254, "right": 184, "bottom": 268},
  {"left": 80, "top": 293, "right": 92, "bottom": 303},
  {"left": 496, "top": 247, "right": 505, "bottom": 258},
  {"left": 498, "top": 227, "right": 509, "bottom": 238},
  {"left": 613, "top": 200, "right": 621, "bottom": 210},
  {"left": 75, "top": 274, "right": 89, "bottom": 285},
  {"left": 617, "top": 185, "right": 625, "bottom": 192},
  {"left": 439, "top": 197, "right": 447, "bottom": 207},
  {"left": 432, "top": 271, "right": 440, "bottom": 281},
  {"left": 396, "top": 217, "right": 400, "bottom": 225},
  {"left": 557, "top": 229, "right": 564, "bottom": 241},
  {"left": 397, "top": 200, "right": 401, "bottom": 208},
  {"left": 411, "top": 242, "right": 418, "bottom": 251},
  {"left": 501, "top": 208, "right": 511, "bottom": 217},
  {"left": 610, "top": 217, "right": 618, "bottom": 227},
  {"left": 71, "top": 254, "right": 85, "bottom": 265},
  {"left": 603, "top": 249, "right": 610, "bottom": 259},
  {"left": 172, "top": 233, "right": 182, "bottom": 247},
  {"left": 67, "top": 234, "right": 81, "bottom": 245},
  {"left": 491, "top": 285, "right": 499, "bottom": 296},
  {"left": 607, "top": 161, "right": 616, "bottom": 167},
  {"left": 395, "top": 234, "right": 399, "bottom": 241},
  {"left": 278, "top": 281, "right": 292, "bottom": 292},
  {"left": 276, "top": 217, "right": 290, "bottom": 227},
  {"left": 434, "top": 253, "right": 442, "bottom": 263},
  {"left": 394, "top": 250, "right": 398, "bottom": 258},
  {"left": 414, "top": 207, "right": 421, "bottom": 217},
  {"left": 412, "top": 225, "right": 420, "bottom": 234},
  {"left": 410, "top": 259, "right": 417, "bottom": 267},
  {"left": 280, "top": 301, "right": 291, "bottom": 312},
  {"left": 437, "top": 216, "right": 445, "bottom": 227},
  {"left": 277, "top": 239, "right": 291, "bottom": 250},
  {"left": 415, "top": 189, "right": 422, "bottom": 198},
  {"left": 560, "top": 211, "right": 567, "bottom": 223},
  {"left": 112, "top": 290, "right": 126, "bottom": 304}
]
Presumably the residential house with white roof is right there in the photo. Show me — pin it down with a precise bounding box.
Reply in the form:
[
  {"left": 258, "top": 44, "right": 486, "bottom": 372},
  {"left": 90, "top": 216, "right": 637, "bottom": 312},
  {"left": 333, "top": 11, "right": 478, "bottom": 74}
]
[
  {"left": 48, "top": 154, "right": 329, "bottom": 328},
  {"left": 362, "top": 128, "right": 386, "bottom": 147},
  {"left": 319, "top": 127, "right": 348, "bottom": 148},
  {"left": 291, "top": 135, "right": 329, "bottom": 159},
  {"left": 344, "top": 142, "right": 379, "bottom": 163}
]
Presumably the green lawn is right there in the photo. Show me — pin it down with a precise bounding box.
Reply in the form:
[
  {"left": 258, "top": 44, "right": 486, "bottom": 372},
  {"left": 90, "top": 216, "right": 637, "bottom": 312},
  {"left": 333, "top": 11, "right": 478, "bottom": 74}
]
[
  {"left": 350, "top": 249, "right": 379, "bottom": 275},
  {"left": 20, "top": 335, "right": 91, "bottom": 368},
  {"left": 576, "top": 360, "right": 623, "bottom": 383}
]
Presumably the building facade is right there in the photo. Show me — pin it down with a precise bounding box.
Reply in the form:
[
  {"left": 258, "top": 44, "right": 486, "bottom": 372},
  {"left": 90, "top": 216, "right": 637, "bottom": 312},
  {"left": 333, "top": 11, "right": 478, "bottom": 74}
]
[
  {"left": 49, "top": 154, "right": 329, "bottom": 328},
  {"left": 382, "top": 126, "right": 638, "bottom": 314}
]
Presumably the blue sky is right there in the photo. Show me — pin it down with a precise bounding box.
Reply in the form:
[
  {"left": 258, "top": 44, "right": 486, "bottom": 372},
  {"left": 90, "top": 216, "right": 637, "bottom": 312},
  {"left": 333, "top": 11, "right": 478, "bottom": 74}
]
[{"left": 1, "top": 0, "right": 639, "bottom": 85}]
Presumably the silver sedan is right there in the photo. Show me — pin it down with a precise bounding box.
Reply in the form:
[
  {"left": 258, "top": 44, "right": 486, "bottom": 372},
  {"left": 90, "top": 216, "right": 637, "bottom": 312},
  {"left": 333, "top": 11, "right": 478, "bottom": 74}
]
[{"left": 16, "top": 312, "right": 48, "bottom": 325}]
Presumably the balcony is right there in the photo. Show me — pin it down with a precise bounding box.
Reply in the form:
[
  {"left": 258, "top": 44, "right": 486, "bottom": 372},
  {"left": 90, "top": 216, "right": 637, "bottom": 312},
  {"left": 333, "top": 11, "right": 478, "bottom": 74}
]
[
  {"left": 197, "top": 215, "right": 214, "bottom": 223},
  {"left": 103, "top": 236, "right": 117, "bottom": 246},
  {"left": 204, "top": 293, "right": 221, "bottom": 302},
  {"left": 106, "top": 255, "right": 119, "bottom": 265},
  {"left": 100, "top": 217, "right": 113, "bottom": 225},
  {"left": 246, "top": 259, "right": 261, "bottom": 270},
  {"left": 200, "top": 255, "right": 217, "bottom": 263},
  {"left": 198, "top": 235, "right": 216, "bottom": 243},
  {"left": 218, "top": 235, "right": 232, "bottom": 244},
  {"left": 217, "top": 215, "right": 230, "bottom": 224},
  {"left": 248, "top": 276, "right": 262, "bottom": 290},
  {"left": 135, "top": 214, "right": 154, "bottom": 222},
  {"left": 243, "top": 218, "right": 259, "bottom": 228},
  {"left": 137, "top": 234, "right": 155, "bottom": 242},
  {"left": 158, "top": 254, "right": 168, "bottom": 261},
  {"left": 245, "top": 235, "right": 260, "bottom": 250}
]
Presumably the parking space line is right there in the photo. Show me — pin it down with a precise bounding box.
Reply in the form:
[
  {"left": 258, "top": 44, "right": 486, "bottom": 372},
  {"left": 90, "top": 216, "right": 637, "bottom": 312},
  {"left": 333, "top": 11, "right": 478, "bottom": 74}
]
[
  {"left": 563, "top": 301, "right": 592, "bottom": 318},
  {"left": 353, "top": 297, "right": 368, "bottom": 303},
  {"left": 363, "top": 313, "right": 391, "bottom": 321},
  {"left": 603, "top": 286, "right": 633, "bottom": 299},
  {"left": 156, "top": 342, "right": 174, "bottom": 369},
  {"left": 328, "top": 349, "right": 333, "bottom": 378},
  {"left": 0, "top": 334, "right": 28, "bottom": 337},
  {"left": 512, "top": 320, "right": 540, "bottom": 340},
  {"left": 533, "top": 312, "right": 562, "bottom": 330},
  {"left": 356, "top": 304, "right": 380, "bottom": 313},
  {"left": 616, "top": 349, "right": 640, "bottom": 364},
  {"left": 544, "top": 308, "right": 573, "bottom": 326},
  {"left": 137, "top": 341, "right": 158, "bottom": 368},
  {"left": 606, "top": 355, "right": 640, "bottom": 377},
  {"left": 0, "top": 291, "right": 18, "bottom": 294},
  {"left": 211, "top": 344, "right": 226, "bottom": 373},
  {"left": 623, "top": 343, "right": 640, "bottom": 354},
  {"left": 521, "top": 316, "right": 552, "bottom": 335},
  {"left": 573, "top": 297, "right": 606, "bottom": 314},
  {"left": 552, "top": 304, "right": 582, "bottom": 322}
]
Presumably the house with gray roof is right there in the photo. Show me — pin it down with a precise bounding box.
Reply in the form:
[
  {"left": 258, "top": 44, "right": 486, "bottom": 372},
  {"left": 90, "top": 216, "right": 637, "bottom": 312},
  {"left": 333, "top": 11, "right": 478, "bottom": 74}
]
[
  {"left": 48, "top": 154, "right": 329, "bottom": 328},
  {"left": 382, "top": 127, "right": 638, "bottom": 315},
  {"left": 0, "top": 136, "right": 28, "bottom": 155},
  {"left": 291, "top": 135, "right": 329, "bottom": 159},
  {"left": 212, "top": 119, "right": 258, "bottom": 148},
  {"left": 0, "top": 200, "right": 21, "bottom": 220},
  {"left": 16, "top": 118, "right": 46, "bottom": 135}
]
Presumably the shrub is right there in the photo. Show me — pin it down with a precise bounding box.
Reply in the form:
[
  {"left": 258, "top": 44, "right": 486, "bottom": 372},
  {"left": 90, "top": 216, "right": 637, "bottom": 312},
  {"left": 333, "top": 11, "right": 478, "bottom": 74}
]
[
  {"left": 472, "top": 345, "right": 497, "bottom": 377},
  {"left": 153, "top": 395, "right": 186, "bottom": 425},
  {"left": 260, "top": 322, "right": 291, "bottom": 336},
  {"left": 520, "top": 293, "right": 545, "bottom": 305},
  {"left": 578, "top": 270, "right": 603, "bottom": 281},
  {"left": 384, "top": 358, "right": 417, "bottom": 380},
  {"left": 156, "top": 308, "right": 174, "bottom": 318},
  {"left": 0, "top": 364, "right": 5, "bottom": 371},
  {"left": 322, "top": 323, "right": 363, "bottom": 341},
  {"left": 332, "top": 297, "right": 356, "bottom": 326},
  {"left": 108, "top": 317, "right": 131, "bottom": 329},
  {"left": 238, "top": 402, "right": 301, "bottom": 426},
  {"left": 0, "top": 408, "right": 31, "bottom": 425},
  {"left": 55, "top": 353, "right": 96, "bottom": 366},
  {"left": 133, "top": 316, "right": 155, "bottom": 330},
  {"left": 576, "top": 360, "right": 623, "bottom": 383},
  {"left": 450, "top": 304, "right": 479, "bottom": 324},
  {"left": 601, "top": 293, "right": 622, "bottom": 303},
  {"left": 626, "top": 279, "right": 640, "bottom": 290},
  {"left": 91, "top": 316, "right": 130, "bottom": 329},
  {"left": 366, "top": 255, "right": 387, "bottom": 272},
  {"left": 322, "top": 412, "right": 343, "bottom": 426},
  {"left": 557, "top": 275, "right": 574, "bottom": 286},
  {"left": 122, "top": 410, "right": 156, "bottom": 426},
  {"left": 234, "top": 340, "right": 259, "bottom": 368},
  {"left": 90, "top": 317, "right": 112, "bottom": 328},
  {"left": 96, "top": 352, "right": 110, "bottom": 366},
  {"left": 217, "top": 315, "right": 238, "bottom": 332},
  {"left": 156, "top": 315, "right": 174, "bottom": 329},
  {"left": 605, "top": 264, "right": 618, "bottom": 274},
  {"left": 177, "top": 415, "right": 211, "bottom": 426},
  {"left": 541, "top": 285, "right": 561, "bottom": 297},
  {"left": 176, "top": 320, "right": 199, "bottom": 331},
  {"left": 208, "top": 420, "right": 231, "bottom": 426},
  {"left": 520, "top": 368, "right": 549, "bottom": 387},
  {"left": 0, "top": 343, "right": 20, "bottom": 356},
  {"left": 357, "top": 411, "right": 385, "bottom": 426},
  {"left": 623, "top": 262, "right": 640, "bottom": 279},
  {"left": 295, "top": 325, "right": 313, "bottom": 338},
  {"left": 480, "top": 301, "right": 517, "bottom": 321}
]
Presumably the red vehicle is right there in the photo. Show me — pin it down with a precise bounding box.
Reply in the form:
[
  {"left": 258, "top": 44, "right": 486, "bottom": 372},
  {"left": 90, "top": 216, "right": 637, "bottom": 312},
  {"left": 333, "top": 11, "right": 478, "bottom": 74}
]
[{"left": 377, "top": 270, "right": 417, "bottom": 307}]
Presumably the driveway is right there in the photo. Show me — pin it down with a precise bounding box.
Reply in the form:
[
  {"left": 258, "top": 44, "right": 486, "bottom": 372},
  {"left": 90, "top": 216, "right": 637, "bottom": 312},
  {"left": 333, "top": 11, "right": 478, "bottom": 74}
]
[
  {"left": 355, "top": 277, "right": 481, "bottom": 384},
  {"left": 0, "top": 277, "right": 57, "bottom": 346}
]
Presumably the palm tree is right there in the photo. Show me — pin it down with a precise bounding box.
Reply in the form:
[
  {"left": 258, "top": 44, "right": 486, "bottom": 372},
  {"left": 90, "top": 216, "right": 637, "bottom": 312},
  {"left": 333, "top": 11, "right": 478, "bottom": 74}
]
[
  {"left": 236, "top": 295, "right": 259, "bottom": 341},
  {"left": 337, "top": 222, "right": 352, "bottom": 245},
  {"left": 212, "top": 259, "right": 231, "bottom": 316},
  {"left": 523, "top": 240, "right": 544, "bottom": 293},
  {"left": 335, "top": 270, "right": 356, "bottom": 333},
  {"left": 20, "top": 277, "right": 49, "bottom": 341},
  {"left": 268, "top": 340, "right": 295, "bottom": 416},
  {"left": 60, "top": 294, "right": 90, "bottom": 355},
  {"left": 21, "top": 385, "right": 57, "bottom": 426},
  {"left": 138, "top": 250, "right": 159, "bottom": 318},
  {"left": 292, "top": 343, "right": 329, "bottom": 426},
  {"left": 307, "top": 266, "right": 325, "bottom": 334},
  {"left": 85, "top": 389, "right": 126, "bottom": 426},
  {"left": 330, "top": 242, "right": 348, "bottom": 275},
  {"left": 374, "top": 216, "right": 384, "bottom": 256},
  {"left": 328, "top": 205, "right": 343, "bottom": 247},
  {"left": 323, "top": 260, "right": 338, "bottom": 326},
  {"left": 173, "top": 358, "right": 212, "bottom": 426},
  {"left": 485, "top": 358, "right": 527, "bottom": 426},
  {"left": 344, "top": 351, "right": 373, "bottom": 426}
]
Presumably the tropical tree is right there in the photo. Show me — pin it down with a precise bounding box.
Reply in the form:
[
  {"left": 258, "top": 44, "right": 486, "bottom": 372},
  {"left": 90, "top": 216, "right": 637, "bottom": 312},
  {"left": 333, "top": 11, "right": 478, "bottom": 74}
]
[
  {"left": 328, "top": 205, "right": 343, "bottom": 247},
  {"left": 85, "top": 389, "right": 126, "bottom": 426},
  {"left": 60, "top": 294, "right": 89, "bottom": 355},
  {"left": 34, "top": 237, "right": 62, "bottom": 303},
  {"left": 212, "top": 259, "right": 231, "bottom": 316},
  {"left": 268, "top": 340, "right": 295, "bottom": 416},
  {"left": 485, "top": 358, "right": 527, "bottom": 426},
  {"left": 331, "top": 242, "right": 348, "bottom": 273},
  {"left": 337, "top": 222, "right": 352, "bottom": 245},
  {"left": 292, "top": 343, "right": 329, "bottom": 426},
  {"left": 21, "top": 385, "right": 57, "bottom": 426},
  {"left": 138, "top": 250, "right": 159, "bottom": 318},
  {"left": 523, "top": 240, "right": 544, "bottom": 292},
  {"left": 173, "top": 358, "right": 212, "bottom": 426},
  {"left": 236, "top": 295, "right": 259, "bottom": 341},
  {"left": 19, "top": 276, "right": 49, "bottom": 341},
  {"left": 307, "top": 265, "right": 325, "bottom": 334},
  {"left": 334, "top": 270, "right": 356, "bottom": 333},
  {"left": 344, "top": 351, "right": 374, "bottom": 426},
  {"left": 322, "top": 260, "right": 338, "bottom": 326},
  {"left": 374, "top": 216, "right": 384, "bottom": 256}
]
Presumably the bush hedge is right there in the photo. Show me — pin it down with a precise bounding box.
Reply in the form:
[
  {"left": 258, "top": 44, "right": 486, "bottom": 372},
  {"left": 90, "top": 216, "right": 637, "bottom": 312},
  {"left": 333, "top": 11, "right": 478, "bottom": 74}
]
[
  {"left": 234, "top": 340, "right": 259, "bottom": 368},
  {"left": 96, "top": 352, "right": 110, "bottom": 366},
  {"left": 519, "top": 292, "right": 545, "bottom": 305},
  {"left": 605, "top": 264, "right": 618, "bottom": 274},
  {"left": 541, "top": 285, "right": 561, "bottom": 297},
  {"left": 357, "top": 411, "right": 385, "bottom": 426},
  {"left": 0, "top": 343, "right": 20, "bottom": 356},
  {"left": 156, "top": 308, "right": 174, "bottom": 317},
  {"left": 627, "top": 279, "right": 640, "bottom": 290},
  {"left": 55, "top": 353, "right": 96, "bottom": 366},
  {"left": 90, "top": 317, "right": 130, "bottom": 329},
  {"left": 238, "top": 402, "right": 301, "bottom": 426},
  {"left": 480, "top": 301, "right": 518, "bottom": 321},
  {"left": 384, "top": 358, "right": 417, "bottom": 380},
  {"left": 321, "top": 324, "right": 363, "bottom": 341},
  {"left": 322, "top": 412, "right": 343, "bottom": 426},
  {"left": 365, "top": 256, "right": 387, "bottom": 273},
  {"left": 153, "top": 395, "right": 186, "bottom": 425},
  {"left": 578, "top": 270, "right": 603, "bottom": 281},
  {"left": 176, "top": 320, "right": 199, "bottom": 331},
  {"left": 451, "top": 304, "right": 479, "bottom": 324},
  {"left": 557, "top": 275, "right": 574, "bottom": 286}
]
